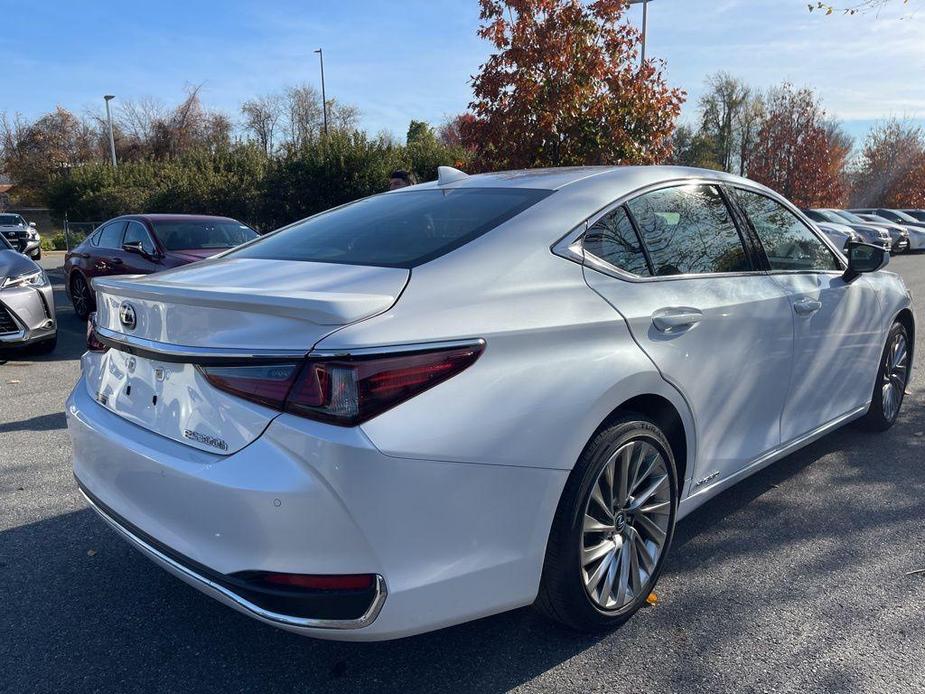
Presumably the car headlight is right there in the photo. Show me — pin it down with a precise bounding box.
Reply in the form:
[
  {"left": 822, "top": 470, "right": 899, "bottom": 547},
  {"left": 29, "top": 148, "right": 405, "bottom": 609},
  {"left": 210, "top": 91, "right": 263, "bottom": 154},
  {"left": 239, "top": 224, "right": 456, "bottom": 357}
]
[{"left": 1, "top": 270, "right": 49, "bottom": 289}]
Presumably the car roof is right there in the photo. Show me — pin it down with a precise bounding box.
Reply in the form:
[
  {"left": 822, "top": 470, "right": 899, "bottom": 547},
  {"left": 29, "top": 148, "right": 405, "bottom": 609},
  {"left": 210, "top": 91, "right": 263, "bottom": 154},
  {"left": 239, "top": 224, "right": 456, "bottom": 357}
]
[
  {"left": 407, "top": 165, "right": 760, "bottom": 193},
  {"left": 116, "top": 214, "right": 243, "bottom": 224}
]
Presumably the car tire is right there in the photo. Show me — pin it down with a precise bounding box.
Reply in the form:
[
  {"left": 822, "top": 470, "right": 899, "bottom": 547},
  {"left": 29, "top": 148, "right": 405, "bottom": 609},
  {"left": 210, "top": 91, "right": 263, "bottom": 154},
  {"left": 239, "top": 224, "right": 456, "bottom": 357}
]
[
  {"left": 70, "top": 272, "right": 94, "bottom": 320},
  {"left": 29, "top": 334, "right": 57, "bottom": 355},
  {"left": 535, "top": 414, "right": 678, "bottom": 632},
  {"left": 856, "top": 321, "right": 910, "bottom": 432}
]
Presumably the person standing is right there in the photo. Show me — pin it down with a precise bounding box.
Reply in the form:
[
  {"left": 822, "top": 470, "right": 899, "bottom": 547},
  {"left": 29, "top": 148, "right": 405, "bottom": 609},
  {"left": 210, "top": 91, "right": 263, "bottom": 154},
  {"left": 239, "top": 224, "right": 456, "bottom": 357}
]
[{"left": 388, "top": 170, "right": 417, "bottom": 190}]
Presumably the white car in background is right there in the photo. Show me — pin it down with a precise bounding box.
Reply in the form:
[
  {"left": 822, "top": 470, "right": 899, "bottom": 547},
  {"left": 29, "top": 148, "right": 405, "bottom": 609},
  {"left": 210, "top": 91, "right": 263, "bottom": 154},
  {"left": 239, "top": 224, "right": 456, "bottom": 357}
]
[
  {"left": 0, "top": 213, "right": 41, "bottom": 260},
  {"left": 68, "top": 166, "right": 914, "bottom": 641},
  {"left": 814, "top": 221, "right": 858, "bottom": 252}
]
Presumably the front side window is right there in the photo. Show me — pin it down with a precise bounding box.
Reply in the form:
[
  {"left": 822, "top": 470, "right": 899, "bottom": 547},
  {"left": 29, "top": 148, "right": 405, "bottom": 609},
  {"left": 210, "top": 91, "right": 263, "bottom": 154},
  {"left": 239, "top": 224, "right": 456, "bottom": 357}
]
[
  {"left": 583, "top": 206, "right": 651, "bottom": 277},
  {"left": 151, "top": 219, "right": 258, "bottom": 251},
  {"left": 123, "top": 222, "right": 157, "bottom": 255},
  {"left": 228, "top": 188, "right": 551, "bottom": 268},
  {"left": 626, "top": 185, "right": 751, "bottom": 276},
  {"left": 97, "top": 221, "right": 126, "bottom": 249},
  {"left": 732, "top": 189, "right": 840, "bottom": 272}
]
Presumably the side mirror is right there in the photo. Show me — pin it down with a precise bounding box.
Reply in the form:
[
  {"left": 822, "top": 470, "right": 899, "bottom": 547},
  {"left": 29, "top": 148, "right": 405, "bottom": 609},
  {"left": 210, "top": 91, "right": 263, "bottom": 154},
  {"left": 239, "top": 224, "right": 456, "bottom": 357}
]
[
  {"left": 28, "top": 222, "right": 36, "bottom": 228},
  {"left": 122, "top": 241, "right": 152, "bottom": 258},
  {"left": 843, "top": 241, "right": 888, "bottom": 283}
]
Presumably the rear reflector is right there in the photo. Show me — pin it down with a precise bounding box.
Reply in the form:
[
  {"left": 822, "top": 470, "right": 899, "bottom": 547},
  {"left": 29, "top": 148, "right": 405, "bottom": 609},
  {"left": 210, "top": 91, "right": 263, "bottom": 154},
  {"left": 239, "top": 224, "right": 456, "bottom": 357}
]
[
  {"left": 86, "top": 313, "right": 108, "bottom": 353},
  {"left": 260, "top": 573, "right": 375, "bottom": 591},
  {"left": 199, "top": 342, "right": 484, "bottom": 426}
]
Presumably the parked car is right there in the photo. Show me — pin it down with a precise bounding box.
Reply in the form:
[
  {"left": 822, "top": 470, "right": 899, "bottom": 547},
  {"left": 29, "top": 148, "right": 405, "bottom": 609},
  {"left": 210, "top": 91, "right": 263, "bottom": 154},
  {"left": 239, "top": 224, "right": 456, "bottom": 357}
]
[
  {"left": 851, "top": 209, "right": 925, "bottom": 252},
  {"left": 69, "top": 166, "right": 914, "bottom": 641},
  {"left": 815, "top": 221, "right": 858, "bottom": 252},
  {"left": 803, "top": 209, "right": 891, "bottom": 250},
  {"left": 0, "top": 212, "right": 41, "bottom": 260},
  {"left": 64, "top": 214, "right": 259, "bottom": 319},
  {"left": 0, "top": 230, "right": 56, "bottom": 353},
  {"left": 851, "top": 213, "right": 911, "bottom": 253},
  {"left": 899, "top": 209, "right": 925, "bottom": 223}
]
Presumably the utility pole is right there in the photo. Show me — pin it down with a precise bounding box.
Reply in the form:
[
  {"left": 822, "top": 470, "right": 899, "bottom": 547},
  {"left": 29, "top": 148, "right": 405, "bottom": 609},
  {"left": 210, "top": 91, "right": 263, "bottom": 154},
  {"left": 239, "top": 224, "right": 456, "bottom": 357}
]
[
  {"left": 103, "top": 95, "right": 117, "bottom": 167},
  {"left": 314, "top": 49, "right": 328, "bottom": 136},
  {"left": 629, "top": 0, "right": 653, "bottom": 68}
]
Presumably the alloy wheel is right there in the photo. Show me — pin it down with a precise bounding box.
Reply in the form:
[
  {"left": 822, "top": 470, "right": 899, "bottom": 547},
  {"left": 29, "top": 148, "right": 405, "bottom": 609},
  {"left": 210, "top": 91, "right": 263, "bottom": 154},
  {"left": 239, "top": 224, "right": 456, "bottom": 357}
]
[
  {"left": 72, "top": 275, "right": 90, "bottom": 317},
  {"left": 580, "top": 439, "right": 671, "bottom": 612},
  {"left": 881, "top": 332, "right": 909, "bottom": 422}
]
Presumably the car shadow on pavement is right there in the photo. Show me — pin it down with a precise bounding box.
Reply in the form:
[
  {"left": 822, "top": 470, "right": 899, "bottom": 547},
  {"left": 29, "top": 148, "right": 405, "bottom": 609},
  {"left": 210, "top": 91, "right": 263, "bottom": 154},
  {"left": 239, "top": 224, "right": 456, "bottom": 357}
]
[
  {"left": 3, "top": 392, "right": 923, "bottom": 694},
  {"left": 0, "top": 411, "right": 67, "bottom": 434}
]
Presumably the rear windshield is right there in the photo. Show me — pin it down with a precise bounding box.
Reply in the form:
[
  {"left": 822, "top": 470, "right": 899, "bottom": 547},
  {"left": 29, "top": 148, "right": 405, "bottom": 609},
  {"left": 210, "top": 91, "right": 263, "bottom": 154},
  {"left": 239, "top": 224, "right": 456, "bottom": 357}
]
[
  {"left": 0, "top": 214, "right": 24, "bottom": 226},
  {"left": 227, "top": 188, "right": 552, "bottom": 268},
  {"left": 151, "top": 220, "right": 258, "bottom": 251}
]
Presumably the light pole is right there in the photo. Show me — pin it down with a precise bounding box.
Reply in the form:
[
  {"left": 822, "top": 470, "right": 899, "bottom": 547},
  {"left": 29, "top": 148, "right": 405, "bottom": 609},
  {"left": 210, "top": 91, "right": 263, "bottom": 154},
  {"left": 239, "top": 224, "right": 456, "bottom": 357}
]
[
  {"left": 628, "top": 0, "right": 653, "bottom": 68},
  {"left": 314, "top": 48, "right": 328, "bottom": 136},
  {"left": 103, "top": 95, "right": 117, "bottom": 168}
]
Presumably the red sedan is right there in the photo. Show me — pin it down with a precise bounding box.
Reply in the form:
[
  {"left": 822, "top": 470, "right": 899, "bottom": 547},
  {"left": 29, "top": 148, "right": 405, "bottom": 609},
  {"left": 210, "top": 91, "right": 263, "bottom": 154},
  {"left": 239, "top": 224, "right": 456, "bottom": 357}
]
[{"left": 65, "top": 214, "right": 259, "bottom": 319}]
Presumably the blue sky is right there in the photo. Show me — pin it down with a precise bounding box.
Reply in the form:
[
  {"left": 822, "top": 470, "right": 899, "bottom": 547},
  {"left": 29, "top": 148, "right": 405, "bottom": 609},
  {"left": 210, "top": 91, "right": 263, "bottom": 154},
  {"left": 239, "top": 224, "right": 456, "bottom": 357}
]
[{"left": 1, "top": 0, "right": 923, "bottom": 144}]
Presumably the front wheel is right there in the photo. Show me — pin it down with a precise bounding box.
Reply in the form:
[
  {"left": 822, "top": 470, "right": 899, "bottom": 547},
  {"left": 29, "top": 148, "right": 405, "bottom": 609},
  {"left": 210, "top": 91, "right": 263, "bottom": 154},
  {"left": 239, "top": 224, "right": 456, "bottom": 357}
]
[
  {"left": 536, "top": 415, "right": 678, "bottom": 631},
  {"left": 857, "top": 321, "right": 910, "bottom": 432}
]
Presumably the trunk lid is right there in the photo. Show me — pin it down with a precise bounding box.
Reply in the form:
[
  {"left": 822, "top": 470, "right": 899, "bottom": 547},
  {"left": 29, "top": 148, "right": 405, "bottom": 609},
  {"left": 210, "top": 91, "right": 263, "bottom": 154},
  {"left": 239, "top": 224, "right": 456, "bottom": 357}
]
[{"left": 86, "top": 257, "right": 408, "bottom": 453}]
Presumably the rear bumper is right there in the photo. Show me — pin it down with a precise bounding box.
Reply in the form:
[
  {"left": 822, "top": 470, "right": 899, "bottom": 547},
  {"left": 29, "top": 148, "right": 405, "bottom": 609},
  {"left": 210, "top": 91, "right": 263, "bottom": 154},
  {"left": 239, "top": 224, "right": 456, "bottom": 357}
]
[{"left": 67, "top": 375, "right": 566, "bottom": 640}]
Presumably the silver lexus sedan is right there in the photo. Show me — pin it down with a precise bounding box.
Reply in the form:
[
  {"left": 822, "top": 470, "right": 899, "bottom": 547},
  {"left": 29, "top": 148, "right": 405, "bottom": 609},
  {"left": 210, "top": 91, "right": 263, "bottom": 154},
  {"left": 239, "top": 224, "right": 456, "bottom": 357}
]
[
  {"left": 68, "top": 166, "right": 914, "bottom": 641},
  {"left": 0, "top": 232, "right": 56, "bottom": 353}
]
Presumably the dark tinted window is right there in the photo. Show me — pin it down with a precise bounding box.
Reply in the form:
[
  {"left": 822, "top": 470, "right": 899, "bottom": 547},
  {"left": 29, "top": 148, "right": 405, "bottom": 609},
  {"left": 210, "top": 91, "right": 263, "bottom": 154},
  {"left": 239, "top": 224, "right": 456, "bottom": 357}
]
[
  {"left": 123, "top": 221, "right": 156, "bottom": 255},
  {"left": 0, "top": 214, "right": 25, "bottom": 226},
  {"left": 98, "top": 221, "right": 126, "bottom": 249},
  {"left": 0, "top": 232, "right": 11, "bottom": 250},
  {"left": 626, "top": 185, "right": 750, "bottom": 276},
  {"left": 584, "top": 206, "right": 650, "bottom": 276},
  {"left": 229, "top": 189, "right": 551, "bottom": 268},
  {"left": 151, "top": 219, "right": 257, "bottom": 251},
  {"left": 733, "top": 189, "right": 839, "bottom": 272}
]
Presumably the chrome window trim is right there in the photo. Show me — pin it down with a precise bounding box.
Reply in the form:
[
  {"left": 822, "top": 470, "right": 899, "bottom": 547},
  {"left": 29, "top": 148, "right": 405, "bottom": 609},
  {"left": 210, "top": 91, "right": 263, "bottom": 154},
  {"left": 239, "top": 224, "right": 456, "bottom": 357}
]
[
  {"left": 94, "top": 325, "right": 308, "bottom": 365},
  {"left": 552, "top": 176, "right": 849, "bottom": 282},
  {"left": 78, "top": 485, "right": 388, "bottom": 630}
]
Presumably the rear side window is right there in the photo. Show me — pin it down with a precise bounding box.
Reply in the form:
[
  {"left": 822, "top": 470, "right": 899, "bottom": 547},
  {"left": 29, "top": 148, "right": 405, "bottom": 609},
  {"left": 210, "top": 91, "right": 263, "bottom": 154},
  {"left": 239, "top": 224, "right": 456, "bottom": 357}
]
[
  {"left": 583, "top": 206, "right": 651, "bottom": 277},
  {"left": 97, "top": 221, "right": 126, "bottom": 249},
  {"left": 732, "top": 189, "right": 840, "bottom": 272},
  {"left": 626, "top": 185, "right": 751, "bottom": 276},
  {"left": 228, "top": 188, "right": 551, "bottom": 268}
]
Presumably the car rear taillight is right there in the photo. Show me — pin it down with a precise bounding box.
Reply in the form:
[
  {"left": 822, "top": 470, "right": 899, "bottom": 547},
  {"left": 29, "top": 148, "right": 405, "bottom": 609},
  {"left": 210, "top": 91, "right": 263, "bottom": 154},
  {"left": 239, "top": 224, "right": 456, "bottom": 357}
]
[
  {"left": 86, "top": 313, "right": 108, "bottom": 353},
  {"left": 199, "top": 342, "right": 484, "bottom": 426},
  {"left": 200, "top": 363, "right": 302, "bottom": 410}
]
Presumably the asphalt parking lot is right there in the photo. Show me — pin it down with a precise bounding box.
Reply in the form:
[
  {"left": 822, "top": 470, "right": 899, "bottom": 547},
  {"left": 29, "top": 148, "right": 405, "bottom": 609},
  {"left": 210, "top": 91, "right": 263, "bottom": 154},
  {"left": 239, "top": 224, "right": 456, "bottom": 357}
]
[{"left": 1, "top": 252, "right": 923, "bottom": 694}]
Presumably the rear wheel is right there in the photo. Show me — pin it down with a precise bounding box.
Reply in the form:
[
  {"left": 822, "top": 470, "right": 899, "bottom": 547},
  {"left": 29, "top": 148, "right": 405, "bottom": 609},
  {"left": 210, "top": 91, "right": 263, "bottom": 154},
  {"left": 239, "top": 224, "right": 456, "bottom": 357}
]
[
  {"left": 536, "top": 415, "right": 678, "bottom": 631},
  {"left": 70, "top": 272, "right": 93, "bottom": 320},
  {"left": 857, "top": 321, "right": 910, "bottom": 431}
]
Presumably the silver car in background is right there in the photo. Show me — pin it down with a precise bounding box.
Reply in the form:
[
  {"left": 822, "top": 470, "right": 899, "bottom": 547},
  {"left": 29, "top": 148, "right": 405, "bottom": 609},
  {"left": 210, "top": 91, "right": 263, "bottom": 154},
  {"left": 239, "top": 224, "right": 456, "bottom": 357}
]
[
  {"left": 0, "top": 232, "right": 56, "bottom": 353},
  {"left": 0, "top": 212, "right": 42, "bottom": 260}
]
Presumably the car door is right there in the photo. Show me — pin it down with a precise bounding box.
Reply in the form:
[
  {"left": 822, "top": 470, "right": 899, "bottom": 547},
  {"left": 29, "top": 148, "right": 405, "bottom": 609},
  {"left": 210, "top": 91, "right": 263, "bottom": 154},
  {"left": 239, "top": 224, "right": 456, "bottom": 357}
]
[
  {"left": 120, "top": 221, "right": 162, "bottom": 275},
  {"left": 90, "top": 221, "right": 128, "bottom": 276},
  {"left": 729, "top": 187, "right": 884, "bottom": 442},
  {"left": 582, "top": 183, "right": 795, "bottom": 491}
]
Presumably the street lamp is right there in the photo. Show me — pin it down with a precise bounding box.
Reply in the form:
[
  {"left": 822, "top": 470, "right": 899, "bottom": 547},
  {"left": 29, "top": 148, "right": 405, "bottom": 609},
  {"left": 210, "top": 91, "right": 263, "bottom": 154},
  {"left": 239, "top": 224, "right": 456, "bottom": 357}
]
[
  {"left": 314, "top": 48, "right": 328, "bottom": 136},
  {"left": 628, "top": 0, "right": 654, "bottom": 67},
  {"left": 103, "top": 95, "right": 117, "bottom": 168}
]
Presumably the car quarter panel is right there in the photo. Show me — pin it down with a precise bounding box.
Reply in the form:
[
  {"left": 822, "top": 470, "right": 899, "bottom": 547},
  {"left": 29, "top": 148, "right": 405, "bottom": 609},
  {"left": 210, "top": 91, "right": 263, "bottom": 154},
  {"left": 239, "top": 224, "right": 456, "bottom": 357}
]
[{"left": 315, "top": 194, "right": 697, "bottom": 482}]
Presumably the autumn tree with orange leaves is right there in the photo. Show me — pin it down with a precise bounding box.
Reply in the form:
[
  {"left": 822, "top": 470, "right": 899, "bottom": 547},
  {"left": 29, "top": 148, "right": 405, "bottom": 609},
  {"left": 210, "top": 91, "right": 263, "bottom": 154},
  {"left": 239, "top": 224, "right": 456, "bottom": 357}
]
[
  {"left": 851, "top": 119, "right": 925, "bottom": 208},
  {"left": 462, "top": 0, "right": 685, "bottom": 171},
  {"left": 747, "top": 84, "right": 850, "bottom": 208}
]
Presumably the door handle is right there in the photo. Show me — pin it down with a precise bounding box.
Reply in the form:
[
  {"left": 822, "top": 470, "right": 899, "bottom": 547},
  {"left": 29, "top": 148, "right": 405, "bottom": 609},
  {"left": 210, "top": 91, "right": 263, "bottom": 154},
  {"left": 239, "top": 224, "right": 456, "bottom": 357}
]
[
  {"left": 652, "top": 307, "right": 704, "bottom": 333},
  {"left": 109, "top": 257, "right": 124, "bottom": 265},
  {"left": 793, "top": 298, "right": 822, "bottom": 315}
]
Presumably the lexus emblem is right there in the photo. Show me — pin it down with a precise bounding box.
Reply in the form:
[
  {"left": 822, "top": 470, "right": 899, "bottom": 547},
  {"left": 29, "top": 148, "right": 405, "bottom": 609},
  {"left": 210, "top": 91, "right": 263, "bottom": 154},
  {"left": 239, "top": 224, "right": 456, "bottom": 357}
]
[{"left": 119, "top": 302, "right": 137, "bottom": 331}]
